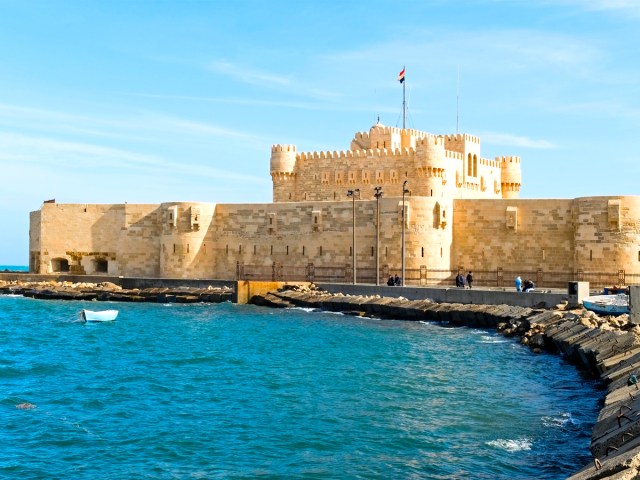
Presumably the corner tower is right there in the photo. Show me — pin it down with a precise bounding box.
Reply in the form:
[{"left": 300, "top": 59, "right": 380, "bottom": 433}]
[
  {"left": 415, "top": 135, "right": 448, "bottom": 197},
  {"left": 500, "top": 156, "right": 521, "bottom": 199},
  {"left": 270, "top": 144, "right": 297, "bottom": 203}
]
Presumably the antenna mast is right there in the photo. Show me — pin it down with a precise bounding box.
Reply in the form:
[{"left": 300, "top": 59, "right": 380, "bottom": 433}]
[{"left": 456, "top": 66, "right": 460, "bottom": 134}]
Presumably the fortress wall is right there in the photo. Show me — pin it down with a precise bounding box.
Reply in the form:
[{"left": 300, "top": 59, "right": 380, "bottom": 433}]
[
  {"left": 573, "top": 196, "right": 640, "bottom": 273},
  {"left": 452, "top": 199, "right": 575, "bottom": 272},
  {"left": 32, "top": 203, "right": 161, "bottom": 276},
  {"left": 29, "top": 195, "right": 640, "bottom": 281},
  {"left": 159, "top": 202, "right": 216, "bottom": 279},
  {"left": 29, "top": 210, "right": 42, "bottom": 273},
  {"left": 117, "top": 205, "right": 163, "bottom": 278},
  {"left": 208, "top": 197, "right": 451, "bottom": 280}
]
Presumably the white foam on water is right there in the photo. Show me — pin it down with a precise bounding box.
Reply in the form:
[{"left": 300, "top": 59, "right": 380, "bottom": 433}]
[
  {"left": 418, "top": 320, "right": 438, "bottom": 326},
  {"left": 288, "top": 307, "right": 318, "bottom": 313},
  {"left": 480, "top": 335, "right": 508, "bottom": 343},
  {"left": 487, "top": 438, "right": 532, "bottom": 452},
  {"left": 542, "top": 412, "right": 579, "bottom": 428}
]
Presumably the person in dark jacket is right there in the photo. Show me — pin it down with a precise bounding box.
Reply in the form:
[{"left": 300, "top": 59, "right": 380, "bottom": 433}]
[{"left": 466, "top": 271, "right": 473, "bottom": 289}]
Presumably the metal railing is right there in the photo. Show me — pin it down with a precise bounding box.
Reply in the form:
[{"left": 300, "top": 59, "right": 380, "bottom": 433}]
[{"left": 235, "top": 262, "right": 639, "bottom": 290}]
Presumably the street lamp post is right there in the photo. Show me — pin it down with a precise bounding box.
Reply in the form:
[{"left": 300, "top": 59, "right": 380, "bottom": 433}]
[
  {"left": 374, "top": 186, "right": 383, "bottom": 286},
  {"left": 401, "top": 180, "right": 409, "bottom": 287},
  {"left": 347, "top": 189, "right": 360, "bottom": 284}
]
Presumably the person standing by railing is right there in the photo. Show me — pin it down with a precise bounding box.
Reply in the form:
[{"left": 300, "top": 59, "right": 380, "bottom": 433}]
[{"left": 515, "top": 276, "right": 522, "bottom": 292}]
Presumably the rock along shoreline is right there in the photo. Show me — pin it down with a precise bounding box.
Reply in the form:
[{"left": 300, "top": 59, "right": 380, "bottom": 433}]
[
  {"left": 0, "top": 279, "right": 233, "bottom": 303},
  {"left": 250, "top": 284, "right": 640, "bottom": 480}
]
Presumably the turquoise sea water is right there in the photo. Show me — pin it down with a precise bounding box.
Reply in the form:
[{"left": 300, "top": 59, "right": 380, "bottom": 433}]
[
  {"left": 0, "top": 296, "right": 600, "bottom": 479},
  {"left": 0, "top": 265, "right": 28, "bottom": 271}
]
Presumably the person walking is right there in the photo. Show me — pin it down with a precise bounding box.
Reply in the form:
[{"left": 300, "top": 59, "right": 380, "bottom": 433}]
[
  {"left": 515, "top": 276, "right": 522, "bottom": 292},
  {"left": 466, "top": 271, "right": 473, "bottom": 289}
]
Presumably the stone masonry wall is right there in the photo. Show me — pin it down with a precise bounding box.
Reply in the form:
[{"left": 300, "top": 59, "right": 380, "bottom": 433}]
[
  {"left": 30, "top": 195, "right": 640, "bottom": 281},
  {"left": 452, "top": 198, "right": 575, "bottom": 272}
]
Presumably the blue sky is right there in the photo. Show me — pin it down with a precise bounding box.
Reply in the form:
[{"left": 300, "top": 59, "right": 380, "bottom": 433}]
[{"left": 0, "top": 0, "right": 638, "bottom": 265}]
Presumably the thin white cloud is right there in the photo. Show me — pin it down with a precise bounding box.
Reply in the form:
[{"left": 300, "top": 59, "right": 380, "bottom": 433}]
[
  {"left": 206, "top": 60, "right": 341, "bottom": 101},
  {"left": 208, "top": 60, "right": 291, "bottom": 87},
  {"left": 553, "top": 0, "right": 640, "bottom": 17},
  {"left": 480, "top": 132, "right": 555, "bottom": 149},
  {"left": 0, "top": 132, "right": 160, "bottom": 168},
  {"left": 0, "top": 132, "right": 266, "bottom": 184},
  {"left": 539, "top": 99, "right": 640, "bottom": 120},
  {"left": 327, "top": 28, "right": 601, "bottom": 77},
  {"left": 0, "top": 101, "right": 270, "bottom": 146}
]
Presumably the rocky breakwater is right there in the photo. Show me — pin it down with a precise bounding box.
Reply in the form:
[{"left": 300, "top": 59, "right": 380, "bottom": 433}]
[
  {"left": 251, "top": 285, "right": 640, "bottom": 479},
  {"left": 0, "top": 279, "right": 233, "bottom": 304}
]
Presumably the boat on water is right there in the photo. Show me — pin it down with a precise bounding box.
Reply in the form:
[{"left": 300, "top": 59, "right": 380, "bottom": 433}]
[
  {"left": 80, "top": 309, "right": 119, "bottom": 322},
  {"left": 582, "top": 294, "right": 629, "bottom": 316}
]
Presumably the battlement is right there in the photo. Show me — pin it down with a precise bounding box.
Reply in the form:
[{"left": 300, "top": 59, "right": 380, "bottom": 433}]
[
  {"left": 271, "top": 144, "right": 296, "bottom": 153},
  {"left": 444, "top": 150, "right": 464, "bottom": 161},
  {"left": 480, "top": 157, "right": 500, "bottom": 168},
  {"left": 353, "top": 131, "right": 371, "bottom": 143},
  {"left": 444, "top": 133, "right": 480, "bottom": 145},
  {"left": 416, "top": 134, "right": 444, "bottom": 147},
  {"left": 497, "top": 155, "right": 521, "bottom": 164},
  {"left": 297, "top": 147, "right": 414, "bottom": 161},
  {"left": 353, "top": 127, "right": 430, "bottom": 148}
]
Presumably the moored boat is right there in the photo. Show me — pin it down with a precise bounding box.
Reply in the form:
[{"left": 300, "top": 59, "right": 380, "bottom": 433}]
[
  {"left": 81, "top": 309, "right": 119, "bottom": 322},
  {"left": 582, "top": 294, "right": 629, "bottom": 316}
]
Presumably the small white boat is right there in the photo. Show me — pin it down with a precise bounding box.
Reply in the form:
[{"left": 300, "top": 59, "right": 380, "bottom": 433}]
[
  {"left": 582, "top": 294, "right": 629, "bottom": 316},
  {"left": 81, "top": 309, "right": 119, "bottom": 322}
]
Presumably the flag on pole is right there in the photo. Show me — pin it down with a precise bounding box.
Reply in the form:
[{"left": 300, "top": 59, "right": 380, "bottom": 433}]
[{"left": 397, "top": 67, "right": 405, "bottom": 83}]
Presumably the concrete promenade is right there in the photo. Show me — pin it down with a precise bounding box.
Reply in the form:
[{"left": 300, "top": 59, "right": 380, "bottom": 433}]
[{"left": 316, "top": 282, "right": 571, "bottom": 308}]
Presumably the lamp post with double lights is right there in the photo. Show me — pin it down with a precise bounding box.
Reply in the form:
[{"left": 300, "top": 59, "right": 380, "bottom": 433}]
[
  {"left": 401, "top": 180, "right": 409, "bottom": 287},
  {"left": 347, "top": 189, "right": 360, "bottom": 284},
  {"left": 374, "top": 186, "right": 383, "bottom": 285}
]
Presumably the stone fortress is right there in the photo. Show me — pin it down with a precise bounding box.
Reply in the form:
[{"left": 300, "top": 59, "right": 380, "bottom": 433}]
[{"left": 29, "top": 122, "right": 640, "bottom": 285}]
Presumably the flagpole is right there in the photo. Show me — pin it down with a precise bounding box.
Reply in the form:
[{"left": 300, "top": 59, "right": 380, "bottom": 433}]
[
  {"left": 398, "top": 66, "right": 406, "bottom": 129},
  {"left": 402, "top": 68, "right": 406, "bottom": 130}
]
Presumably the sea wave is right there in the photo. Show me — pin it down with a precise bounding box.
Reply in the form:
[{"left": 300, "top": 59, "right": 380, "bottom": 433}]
[
  {"left": 480, "top": 335, "right": 508, "bottom": 344},
  {"left": 542, "top": 412, "right": 580, "bottom": 428},
  {"left": 487, "top": 438, "right": 532, "bottom": 452},
  {"left": 289, "top": 307, "right": 320, "bottom": 313}
]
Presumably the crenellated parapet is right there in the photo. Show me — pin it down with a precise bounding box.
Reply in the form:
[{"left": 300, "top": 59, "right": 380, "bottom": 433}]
[
  {"left": 444, "top": 150, "right": 464, "bottom": 161},
  {"left": 443, "top": 133, "right": 481, "bottom": 155},
  {"left": 415, "top": 134, "right": 446, "bottom": 173},
  {"left": 444, "top": 133, "right": 481, "bottom": 144},
  {"left": 297, "top": 147, "right": 414, "bottom": 161},
  {"left": 270, "top": 144, "right": 297, "bottom": 176},
  {"left": 499, "top": 156, "right": 522, "bottom": 199}
]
